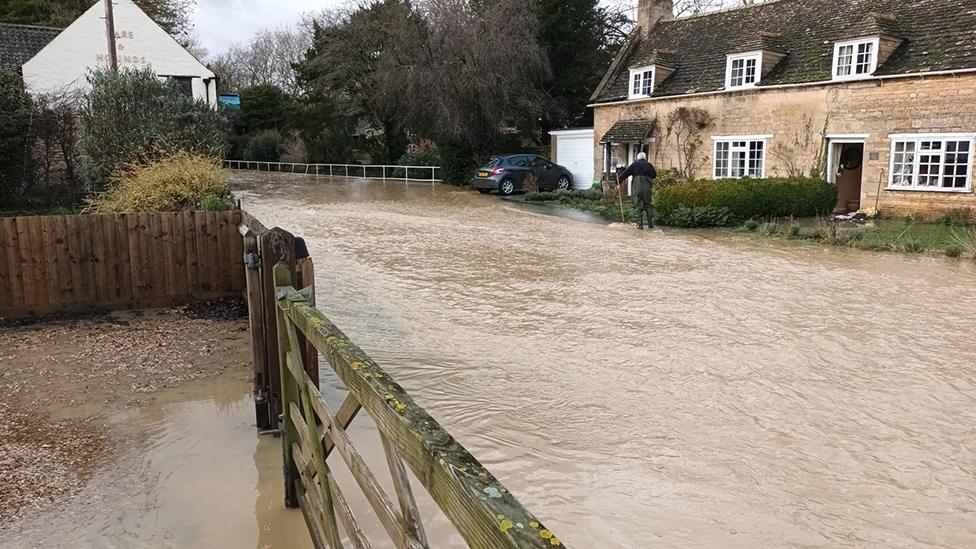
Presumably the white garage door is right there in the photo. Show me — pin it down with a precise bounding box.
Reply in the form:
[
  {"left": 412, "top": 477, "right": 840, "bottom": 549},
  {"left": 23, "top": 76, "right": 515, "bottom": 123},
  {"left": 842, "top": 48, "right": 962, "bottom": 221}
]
[{"left": 555, "top": 132, "right": 595, "bottom": 190}]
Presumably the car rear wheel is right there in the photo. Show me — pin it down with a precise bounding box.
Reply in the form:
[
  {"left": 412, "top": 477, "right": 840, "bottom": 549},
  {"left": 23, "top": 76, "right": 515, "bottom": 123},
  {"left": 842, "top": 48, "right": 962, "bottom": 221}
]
[
  {"left": 477, "top": 188, "right": 491, "bottom": 194},
  {"left": 556, "top": 176, "right": 572, "bottom": 191},
  {"left": 499, "top": 179, "right": 515, "bottom": 196}
]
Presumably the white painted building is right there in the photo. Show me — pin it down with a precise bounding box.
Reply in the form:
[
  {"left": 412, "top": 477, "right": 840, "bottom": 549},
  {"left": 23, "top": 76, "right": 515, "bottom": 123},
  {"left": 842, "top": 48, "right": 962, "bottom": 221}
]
[{"left": 12, "top": 0, "right": 216, "bottom": 105}]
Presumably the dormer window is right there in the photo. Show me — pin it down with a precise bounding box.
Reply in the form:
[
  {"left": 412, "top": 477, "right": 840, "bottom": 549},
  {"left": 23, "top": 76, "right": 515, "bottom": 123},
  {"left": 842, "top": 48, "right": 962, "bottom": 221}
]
[
  {"left": 725, "top": 51, "right": 762, "bottom": 89},
  {"left": 833, "top": 38, "right": 879, "bottom": 80},
  {"left": 629, "top": 66, "right": 655, "bottom": 99}
]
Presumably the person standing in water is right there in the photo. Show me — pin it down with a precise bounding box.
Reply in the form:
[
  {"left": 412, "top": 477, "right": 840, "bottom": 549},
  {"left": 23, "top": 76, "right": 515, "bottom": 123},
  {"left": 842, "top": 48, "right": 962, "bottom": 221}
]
[{"left": 617, "top": 152, "right": 657, "bottom": 229}]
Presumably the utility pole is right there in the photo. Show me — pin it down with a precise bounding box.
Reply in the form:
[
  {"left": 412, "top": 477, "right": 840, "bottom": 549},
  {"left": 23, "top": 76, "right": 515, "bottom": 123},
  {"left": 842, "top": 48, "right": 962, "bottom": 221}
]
[{"left": 103, "top": 0, "right": 119, "bottom": 73}]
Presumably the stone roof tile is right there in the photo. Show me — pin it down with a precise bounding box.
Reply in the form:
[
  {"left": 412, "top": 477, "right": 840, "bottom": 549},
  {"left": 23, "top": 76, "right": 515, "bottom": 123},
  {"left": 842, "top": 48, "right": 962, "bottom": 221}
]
[
  {"left": 0, "top": 22, "right": 61, "bottom": 72},
  {"left": 593, "top": 0, "right": 976, "bottom": 104}
]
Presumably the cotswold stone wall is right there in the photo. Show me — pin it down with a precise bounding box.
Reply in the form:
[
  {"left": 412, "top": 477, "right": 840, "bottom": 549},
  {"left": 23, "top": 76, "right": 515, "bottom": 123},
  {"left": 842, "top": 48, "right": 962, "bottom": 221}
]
[{"left": 593, "top": 73, "right": 976, "bottom": 218}]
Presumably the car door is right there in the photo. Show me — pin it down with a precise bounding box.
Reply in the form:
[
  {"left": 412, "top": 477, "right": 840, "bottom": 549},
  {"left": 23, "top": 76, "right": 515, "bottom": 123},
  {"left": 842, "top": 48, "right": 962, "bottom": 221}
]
[
  {"left": 530, "top": 156, "right": 560, "bottom": 189},
  {"left": 507, "top": 155, "right": 532, "bottom": 187}
]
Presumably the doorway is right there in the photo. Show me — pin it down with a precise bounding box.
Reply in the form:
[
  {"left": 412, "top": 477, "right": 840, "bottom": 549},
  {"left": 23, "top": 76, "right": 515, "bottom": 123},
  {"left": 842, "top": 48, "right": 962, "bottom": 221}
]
[{"left": 828, "top": 141, "right": 865, "bottom": 212}]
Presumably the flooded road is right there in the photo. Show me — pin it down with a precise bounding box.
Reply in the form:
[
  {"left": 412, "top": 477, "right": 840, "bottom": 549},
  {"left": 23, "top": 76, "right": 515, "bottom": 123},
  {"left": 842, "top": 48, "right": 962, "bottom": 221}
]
[{"left": 234, "top": 172, "right": 976, "bottom": 549}]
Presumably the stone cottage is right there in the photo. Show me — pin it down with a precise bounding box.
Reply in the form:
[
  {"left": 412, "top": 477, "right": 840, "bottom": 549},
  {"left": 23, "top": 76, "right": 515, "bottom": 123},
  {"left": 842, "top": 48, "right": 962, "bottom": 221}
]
[{"left": 590, "top": 0, "right": 976, "bottom": 216}]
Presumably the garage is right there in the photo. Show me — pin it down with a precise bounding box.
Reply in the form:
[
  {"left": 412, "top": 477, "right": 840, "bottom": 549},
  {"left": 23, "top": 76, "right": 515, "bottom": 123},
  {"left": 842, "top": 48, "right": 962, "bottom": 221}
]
[{"left": 550, "top": 129, "right": 595, "bottom": 190}]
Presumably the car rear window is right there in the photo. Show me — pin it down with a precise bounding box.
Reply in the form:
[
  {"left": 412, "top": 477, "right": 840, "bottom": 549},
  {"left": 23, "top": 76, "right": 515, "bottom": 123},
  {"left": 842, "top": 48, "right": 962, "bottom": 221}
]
[{"left": 486, "top": 157, "right": 504, "bottom": 168}]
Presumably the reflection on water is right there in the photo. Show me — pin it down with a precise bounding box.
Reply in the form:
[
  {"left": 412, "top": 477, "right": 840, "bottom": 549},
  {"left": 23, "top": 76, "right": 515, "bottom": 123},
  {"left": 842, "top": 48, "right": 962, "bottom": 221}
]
[
  {"left": 5, "top": 370, "right": 312, "bottom": 549},
  {"left": 234, "top": 172, "right": 976, "bottom": 548}
]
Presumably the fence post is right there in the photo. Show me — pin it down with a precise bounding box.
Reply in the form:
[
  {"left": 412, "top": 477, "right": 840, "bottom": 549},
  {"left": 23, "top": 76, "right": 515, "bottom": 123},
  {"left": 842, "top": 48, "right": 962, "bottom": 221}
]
[
  {"left": 243, "top": 230, "right": 272, "bottom": 430},
  {"left": 258, "top": 228, "right": 296, "bottom": 433}
]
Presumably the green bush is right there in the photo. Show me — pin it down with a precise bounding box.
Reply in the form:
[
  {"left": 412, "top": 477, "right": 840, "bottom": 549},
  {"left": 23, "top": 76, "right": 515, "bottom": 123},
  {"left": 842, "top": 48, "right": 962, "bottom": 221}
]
[
  {"left": 654, "top": 177, "right": 837, "bottom": 227},
  {"left": 79, "top": 67, "right": 229, "bottom": 187},
  {"left": 940, "top": 208, "right": 973, "bottom": 227},
  {"left": 523, "top": 191, "right": 554, "bottom": 202},
  {"left": 245, "top": 130, "right": 283, "bottom": 162},
  {"left": 654, "top": 168, "right": 684, "bottom": 189},
  {"left": 0, "top": 70, "right": 33, "bottom": 204},
  {"left": 397, "top": 149, "right": 442, "bottom": 167},
  {"left": 199, "top": 194, "right": 235, "bottom": 211},
  {"left": 945, "top": 244, "right": 963, "bottom": 258},
  {"left": 87, "top": 152, "right": 229, "bottom": 213},
  {"left": 657, "top": 206, "right": 735, "bottom": 228},
  {"left": 743, "top": 219, "right": 760, "bottom": 232}
]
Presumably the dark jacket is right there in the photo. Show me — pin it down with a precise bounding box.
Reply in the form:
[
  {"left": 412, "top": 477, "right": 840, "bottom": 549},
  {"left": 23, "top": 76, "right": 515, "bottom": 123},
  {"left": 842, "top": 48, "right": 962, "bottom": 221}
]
[{"left": 618, "top": 159, "right": 657, "bottom": 209}]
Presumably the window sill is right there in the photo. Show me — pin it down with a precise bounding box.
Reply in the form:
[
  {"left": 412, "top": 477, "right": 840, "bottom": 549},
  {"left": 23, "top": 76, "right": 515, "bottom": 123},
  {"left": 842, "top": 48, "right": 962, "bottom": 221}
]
[
  {"left": 884, "top": 186, "right": 973, "bottom": 194},
  {"left": 832, "top": 74, "right": 875, "bottom": 82},
  {"left": 628, "top": 94, "right": 652, "bottom": 100},
  {"left": 726, "top": 83, "right": 759, "bottom": 90}
]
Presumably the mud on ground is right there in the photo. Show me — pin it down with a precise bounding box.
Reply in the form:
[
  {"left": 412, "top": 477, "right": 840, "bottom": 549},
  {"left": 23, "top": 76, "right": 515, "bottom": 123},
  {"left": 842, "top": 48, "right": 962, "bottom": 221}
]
[{"left": 0, "top": 300, "right": 251, "bottom": 524}]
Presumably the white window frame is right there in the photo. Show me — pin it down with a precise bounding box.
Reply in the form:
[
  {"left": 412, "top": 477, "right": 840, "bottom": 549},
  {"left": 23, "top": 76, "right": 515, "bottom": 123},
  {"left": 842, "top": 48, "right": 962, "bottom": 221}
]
[
  {"left": 725, "top": 51, "right": 762, "bottom": 89},
  {"left": 832, "top": 38, "right": 880, "bottom": 81},
  {"left": 628, "top": 65, "right": 655, "bottom": 99},
  {"left": 886, "top": 133, "right": 975, "bottom": 193},
  {"left": 711, "top": 135, "right": 772, "bottom": 179}
]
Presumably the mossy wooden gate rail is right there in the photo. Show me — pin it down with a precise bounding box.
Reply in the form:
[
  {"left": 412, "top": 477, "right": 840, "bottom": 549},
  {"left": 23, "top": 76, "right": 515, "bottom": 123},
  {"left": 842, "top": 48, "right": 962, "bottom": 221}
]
[{"left": 273, "top": 263, "right": 565, "bottom": 549}]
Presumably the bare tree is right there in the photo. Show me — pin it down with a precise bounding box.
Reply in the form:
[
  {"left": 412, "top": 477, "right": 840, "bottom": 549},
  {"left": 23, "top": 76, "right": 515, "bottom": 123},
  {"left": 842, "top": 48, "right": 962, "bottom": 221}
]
[
  {"left": 207, "top": 25, "right": 313, "bottom": 93},
  {"left": 409, "top": 0, "right": 550, "bottom": 155}
]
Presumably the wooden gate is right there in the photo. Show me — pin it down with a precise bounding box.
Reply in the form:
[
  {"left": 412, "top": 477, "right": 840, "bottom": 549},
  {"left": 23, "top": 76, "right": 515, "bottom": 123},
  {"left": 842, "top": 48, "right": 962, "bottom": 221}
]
[{"left": 240, "top": 211, "right": 566, "bottom": 548}]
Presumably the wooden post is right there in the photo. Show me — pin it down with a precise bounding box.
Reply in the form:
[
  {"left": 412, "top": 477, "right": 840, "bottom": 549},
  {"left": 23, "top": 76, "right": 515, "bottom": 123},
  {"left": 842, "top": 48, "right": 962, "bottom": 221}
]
[
  {"left": 102, "top": 0, "right": 119, "bottom": 73},
  {"left": 243, "top": 230, "right": 271, "bottom": 430},
  {"left": 274, "top": 263, "right": 300, "bottom": 509},
  {"left": 258, "top": 228, "right": 295, "bottom": 429},
  {"left": 295, "top": 257, "right": 319, "bottom": 388}
]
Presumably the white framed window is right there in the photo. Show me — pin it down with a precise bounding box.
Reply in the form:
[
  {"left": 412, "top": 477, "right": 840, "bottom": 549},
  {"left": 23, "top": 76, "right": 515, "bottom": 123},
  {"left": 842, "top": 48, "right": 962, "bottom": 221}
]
[
  {"left": 725, "top": 51, "right": 761, "bottom": 89},
  {"left": 833, "top": 38, "right": 879, "bottom": 80},
  {"left": 712, "top": 136, "right": 770, "bottom": 179},
  {"left": 629, "top": 65, "right": 655, "bottom": 99},
  {"left": 887, "top": 134, "right": 974, "bottom": 192}
]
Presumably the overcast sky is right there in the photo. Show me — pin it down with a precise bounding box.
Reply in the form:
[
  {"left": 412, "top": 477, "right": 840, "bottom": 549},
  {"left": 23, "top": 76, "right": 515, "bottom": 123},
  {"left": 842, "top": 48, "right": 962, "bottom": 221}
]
[
  {"left": 192, "top": 0, "right": 345, "bottom": 55},
  {"left": 192, "top": 0, "right": 637, "bottom": 56}
]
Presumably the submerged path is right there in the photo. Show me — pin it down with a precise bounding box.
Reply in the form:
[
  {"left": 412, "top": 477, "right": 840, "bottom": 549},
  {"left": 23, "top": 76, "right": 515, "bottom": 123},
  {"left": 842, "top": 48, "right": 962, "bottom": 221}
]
[{"left": 234, "top": 171, "right": 976, "bottom": 549}]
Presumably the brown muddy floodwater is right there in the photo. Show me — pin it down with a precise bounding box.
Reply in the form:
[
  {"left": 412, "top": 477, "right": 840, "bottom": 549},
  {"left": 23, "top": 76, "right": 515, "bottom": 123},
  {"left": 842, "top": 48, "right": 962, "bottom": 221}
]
[{"left": 232, "top": 172, "right": 976, "bottom": 549}]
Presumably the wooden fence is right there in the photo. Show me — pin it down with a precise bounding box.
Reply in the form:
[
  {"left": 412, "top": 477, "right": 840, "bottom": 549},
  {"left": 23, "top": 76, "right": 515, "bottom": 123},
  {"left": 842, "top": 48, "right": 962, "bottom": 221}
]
[
  {"left": 273, "top": 262, "right": 565, "bottom": 549},
  {"left": 0, "top": 211, "right": 245, "bottom": 318}
]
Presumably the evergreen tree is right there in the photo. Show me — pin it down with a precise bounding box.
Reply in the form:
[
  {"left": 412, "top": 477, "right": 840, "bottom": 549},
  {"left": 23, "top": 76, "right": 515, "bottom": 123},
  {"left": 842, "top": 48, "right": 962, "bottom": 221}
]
[{"left": 0, "top": 0, "right": 193, "bottom": 36}]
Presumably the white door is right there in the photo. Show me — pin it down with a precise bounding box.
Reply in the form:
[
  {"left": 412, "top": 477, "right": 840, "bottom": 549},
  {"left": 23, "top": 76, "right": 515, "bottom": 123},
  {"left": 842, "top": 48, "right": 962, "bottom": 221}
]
[{"left": 556, "top": 134, "right": 595, "bottom": 190}]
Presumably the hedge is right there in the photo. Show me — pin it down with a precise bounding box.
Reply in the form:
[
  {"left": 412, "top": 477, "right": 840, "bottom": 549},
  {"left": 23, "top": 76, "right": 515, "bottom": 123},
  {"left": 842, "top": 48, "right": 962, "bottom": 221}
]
[{"left": 654, "top": 177, "right": 837, "bottom": 227}]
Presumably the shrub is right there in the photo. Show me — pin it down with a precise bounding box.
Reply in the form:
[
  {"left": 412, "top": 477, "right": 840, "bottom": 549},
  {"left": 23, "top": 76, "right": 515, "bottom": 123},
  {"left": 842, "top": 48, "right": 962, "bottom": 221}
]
[
  {"left": 950, "top": 228, "right": 976, "bottom": 257},
  {"left": 899, "top": 238, "right": 924, "bottom": 254},
  {"left": 79, "top": 67, "right": 229, "bottom": 187},
  {"left": 940, "top": 208, "right": 973, "bottom": 227},
  {"left": 743, "top": 219, "right": 760, "bottom": 232},
  {"left": 0, "top": 70, "right": 32, "bottom": 204},
  {"left": 945, "top": 244, "right": 963, "bottom": 258},
  {"left": 654, "top": 177, "right": 837, "bottom": 227},
  {"left": 245, "top": 130, "right": 283, "bottom": 162},
  {"left": 654, "top": 168, "right": 684, "bottom": 189},
  {"left": 87, "top": 152, "right": 229, "bottom": 213},
  {"left": 656, "top": 205, "right": 735, "bottom": 228},
  {"left": 397, "top": 149, "right": 442, "bottom": 167},
  {"left": 280, "top": 133, "right": 307, "bottom": 163},
  {"left": 200, "top": 194, "right": 235, "bottom": 211},
  {"left": 523, "top": 191, "right": 554, "bottom": 202}
]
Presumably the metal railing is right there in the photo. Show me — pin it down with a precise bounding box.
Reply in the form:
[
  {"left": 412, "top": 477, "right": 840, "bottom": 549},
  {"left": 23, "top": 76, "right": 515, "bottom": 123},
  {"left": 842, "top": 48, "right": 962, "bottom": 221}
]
[{"left": 224, "top": 160, "right": 442, "bottom": 183}]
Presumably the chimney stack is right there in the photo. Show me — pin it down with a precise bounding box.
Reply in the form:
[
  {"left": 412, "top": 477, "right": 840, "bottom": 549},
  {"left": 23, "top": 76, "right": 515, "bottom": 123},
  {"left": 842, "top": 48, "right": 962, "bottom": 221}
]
[{"left": 638, "top": 0, "right": 674, "bottom": 36}]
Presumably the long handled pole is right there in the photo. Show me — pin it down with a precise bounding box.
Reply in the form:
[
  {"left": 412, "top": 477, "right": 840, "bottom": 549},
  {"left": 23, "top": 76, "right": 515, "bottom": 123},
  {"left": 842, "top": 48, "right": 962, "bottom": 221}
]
[{"left": 615, "top": 172, "right": 626, "bottom": 223}]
